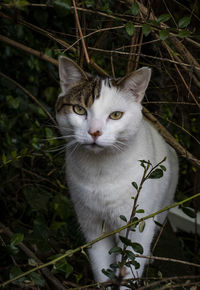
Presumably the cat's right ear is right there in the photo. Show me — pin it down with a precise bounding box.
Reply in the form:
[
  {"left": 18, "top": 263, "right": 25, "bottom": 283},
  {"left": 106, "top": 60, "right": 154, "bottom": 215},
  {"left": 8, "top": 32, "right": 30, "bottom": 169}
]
[{"left": 58, "top": 56, "right": 87, "bottom": 96}]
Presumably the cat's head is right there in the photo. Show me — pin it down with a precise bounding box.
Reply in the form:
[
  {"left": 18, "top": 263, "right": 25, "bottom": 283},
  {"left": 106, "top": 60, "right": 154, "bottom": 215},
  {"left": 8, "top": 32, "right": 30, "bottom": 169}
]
[{"left": 56, "top": 56, "right": 151, "bottom": 153}]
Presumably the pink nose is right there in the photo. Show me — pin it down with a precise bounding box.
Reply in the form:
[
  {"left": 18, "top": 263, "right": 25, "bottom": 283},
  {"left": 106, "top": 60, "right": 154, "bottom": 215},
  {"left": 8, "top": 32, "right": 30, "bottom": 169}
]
[{"left": 88, "top": 130, "right": 102, "bottom": 140}]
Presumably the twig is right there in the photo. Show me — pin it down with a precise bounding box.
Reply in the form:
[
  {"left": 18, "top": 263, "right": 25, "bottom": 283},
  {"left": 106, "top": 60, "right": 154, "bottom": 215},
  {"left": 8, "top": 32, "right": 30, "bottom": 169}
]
[
  {"left": 154, "top": 113, "right": 200, "bottom": 145},
  {"left": 137, "top": 275, "right": 200, "bottom": 290},
  {"left": 0, "top": 11, "right": 108, "bottom": 76},
  {"left": 0, "top": 11, "right": 76, "bottom": 53},
  {"left": 72, "top": 0, "right": 90, "bottom": 64},
  {"left": 0, "top": 71, "right": 57, "bottom": 126},
  {"left": 87, "top": 47, "right": 200, "bottom": 71},
  {"left": 163, "top": 41, "right": 200, "bottom": 109},
  {"left": 135, "top": 254, "right": 200, "bottom": 268},
  {"left": 159, "top": 281, "right": 200, "bottom": 289},
  {"left": 1, "top": 192, "right": 200, "bottom": 288},
  {"left": 143, "top": 108, "right": 200, "bottom": 168},
  {"left": 0, "top": 34, "right": 58, "bottom": 66},
  {"left": 0, "top": 222, "right": 66, "bottom": 290}
]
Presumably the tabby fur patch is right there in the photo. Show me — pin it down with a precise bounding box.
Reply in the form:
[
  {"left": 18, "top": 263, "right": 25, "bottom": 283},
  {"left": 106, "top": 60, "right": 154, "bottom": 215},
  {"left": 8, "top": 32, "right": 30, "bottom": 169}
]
[{"left": 56, "top": 77, "right": 117, "bottom": 114}]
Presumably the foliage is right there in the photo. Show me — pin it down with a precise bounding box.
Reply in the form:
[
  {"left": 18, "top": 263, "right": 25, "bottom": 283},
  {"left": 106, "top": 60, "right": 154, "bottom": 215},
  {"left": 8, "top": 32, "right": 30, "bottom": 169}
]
[{"left": 0, "top": 0, "right": 200, "bottom": 289}]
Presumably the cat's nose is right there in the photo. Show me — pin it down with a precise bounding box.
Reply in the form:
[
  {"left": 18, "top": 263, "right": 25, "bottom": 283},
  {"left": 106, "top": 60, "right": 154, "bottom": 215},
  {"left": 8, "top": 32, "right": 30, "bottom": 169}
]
[{"left": 88, "top": 130, "right": 102, "bottom": 140}]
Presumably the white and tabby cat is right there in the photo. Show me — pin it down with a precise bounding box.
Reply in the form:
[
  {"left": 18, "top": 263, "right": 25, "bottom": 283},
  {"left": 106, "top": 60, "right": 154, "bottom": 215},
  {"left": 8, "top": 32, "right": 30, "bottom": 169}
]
[{"left": 56, "top": 56, "right": 178, "bottom": 283}]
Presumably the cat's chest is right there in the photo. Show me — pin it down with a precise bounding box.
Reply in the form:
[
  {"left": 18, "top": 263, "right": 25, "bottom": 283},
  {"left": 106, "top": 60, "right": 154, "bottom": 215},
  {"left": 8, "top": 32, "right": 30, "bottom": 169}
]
[{"left": 66, "top": 154, "right": 143, "bottom": 210}]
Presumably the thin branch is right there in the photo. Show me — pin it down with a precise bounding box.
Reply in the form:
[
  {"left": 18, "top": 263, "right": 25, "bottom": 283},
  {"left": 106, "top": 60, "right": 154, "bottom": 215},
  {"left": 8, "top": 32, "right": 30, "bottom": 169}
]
[
  {"left": 154, "top": 113, "right": 200, "bottom": 145},
  {"left": 0, "top": 11, "right": 108, "bottom": 76},
  {"left": 137, "top": 275, "right": 200, "bottom": 290},
  {"left": 0, "top": 11, "right": 76, "bottom": 53},
  {"left": 0, "top": 34, "right": 58, "bottom": 66},
  {"left": 143, "top": 108, "right": 200, "bottom": 168},
  {"left": 135, "top": 254, "right": 200, "bottom": 268},
  {"left": 0, "top": 71, "right": 57, "bottom": 126},
  {"left": 72, "top": 0, "right": 90, "bottom": 64},
  {"left": 163, "top": 41, "right": 200, "bottom": 109},
  {"left": 0, "top": 222, "right": 66, "bottom": 290},
  {"left": 87, "top": 47, "right": 200, "bottom": 71}
]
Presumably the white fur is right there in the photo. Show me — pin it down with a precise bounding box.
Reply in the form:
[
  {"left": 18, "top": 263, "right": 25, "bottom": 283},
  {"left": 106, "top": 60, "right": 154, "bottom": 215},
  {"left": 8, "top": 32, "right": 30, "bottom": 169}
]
[{"left": 56, "top": 64, "right": 178, "bottom": 285}]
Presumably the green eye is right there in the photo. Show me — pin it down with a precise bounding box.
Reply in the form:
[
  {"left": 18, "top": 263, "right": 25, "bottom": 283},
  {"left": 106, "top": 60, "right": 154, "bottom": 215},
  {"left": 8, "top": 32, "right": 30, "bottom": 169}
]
[
  {"left": 109, "top": 111, "right": 123, "bottom": 120},
  {"left": 73, "top": 105, "right": 87, "bottom": 115}
]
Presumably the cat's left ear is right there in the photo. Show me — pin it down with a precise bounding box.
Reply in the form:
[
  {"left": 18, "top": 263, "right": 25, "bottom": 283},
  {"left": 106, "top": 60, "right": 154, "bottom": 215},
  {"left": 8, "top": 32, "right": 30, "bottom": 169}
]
[
  {"left": 121, "top": 67, "right": 151, "bottom": 103},
  {"left": 58, "top": 56, "right": 88, "bottom": 96}
]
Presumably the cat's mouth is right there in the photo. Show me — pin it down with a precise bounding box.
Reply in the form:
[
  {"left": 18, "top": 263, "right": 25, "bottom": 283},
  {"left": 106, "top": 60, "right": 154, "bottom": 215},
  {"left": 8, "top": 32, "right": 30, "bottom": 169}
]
[
  {"left": 83, "top": 142, "right": 104, "bottom": 152},
  {"left": 86, "top": 142, "right": 103, "bottom": 148}
]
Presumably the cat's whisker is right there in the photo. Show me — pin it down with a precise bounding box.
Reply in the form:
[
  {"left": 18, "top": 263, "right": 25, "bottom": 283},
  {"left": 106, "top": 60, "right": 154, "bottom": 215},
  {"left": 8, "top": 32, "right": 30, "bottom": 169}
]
[
  {"left": 46, "top": 144, "right": 66, "bottom": 153},
  {"left": 53, "top": 147, "right": 66, "bottom": 158},
  {"left": 67, "top": 142, "right": 80, "bottom": 158},
  {"left": 112, "top": 143, "right": 124, "bottom": 153},
  {"left": 67, "top": 139, "right": 79, "bottom": 149}
]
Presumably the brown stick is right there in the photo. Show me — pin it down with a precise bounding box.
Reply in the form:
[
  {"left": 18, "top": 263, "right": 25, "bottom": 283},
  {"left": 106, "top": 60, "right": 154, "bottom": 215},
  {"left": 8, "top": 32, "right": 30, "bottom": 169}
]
[
  {"left": 0, "top": 71, "right": 57, "bottom": 126},
  {"left": 72, "top": 0, "right": 90, "bottom": 64},
  {"left": 0, "top": 34, "right": 58, "bottom": 66},
  {"left": 143, "top": 108, "right": 200, "bottom": 168}
]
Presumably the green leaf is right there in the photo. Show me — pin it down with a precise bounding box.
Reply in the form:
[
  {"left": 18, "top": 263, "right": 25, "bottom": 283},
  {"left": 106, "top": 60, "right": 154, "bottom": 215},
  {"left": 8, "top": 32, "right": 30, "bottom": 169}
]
[
  {"left": 119, "top": 236, "right": 132, "bottom": 246},
  {"left": 7, "top": 244, "right": 19, "bottom": 255},
  {"left": 139, "top": 220, "right": 145, "bottom": 232},
  {"left": 178, "top": 30, "right": 190, "bottom": 38},
  {"left": 110, "top": 263, "right": 119, "bottom": 269},
  {"left": 54, "top": 259, "right": 73, "bottom": 278},
  {"left": 102, "top": 268, "right": 116, "bottom": 279},
  {"left": 142, "top": 24, "right": 152, "bottom": 36},
  {"left": 125, "top": 22, "right": 135, "bottom": 36},
  {"left": 131, "top": 2, "right": 139, "bottom": 16},
  {"left": 54, "top": 0, "right": 71, "bottom": 10},
  {"left": 136, "top": 209, "right": 145, "bottom": 213},
  {"left": 160, "top": 165, "right": 166, "bottom": 171},
  {"left": 29, "top": 272, "right": 45, "bottom": 287},
  {"left": 125, "top": 250, "right": 135, "bottom": 261},
  {"left": 178, "top": 16, "right": 190, "bottom": 28},
  {"left": 132, "top": 260, "right": 140, "bottom": 269},
  {"left": 6, "top": 95, "right": 19, "bottom": 109},
  {"left": 16, "top": 0, "right": 29, "bottom": 7},
  {"left": 2, "top": 153, "right": 7, "bottom": 165},
  {"left": 182, "top": 207, "right": 196, "bottom": 219},
  {"left": 157, "top": 14, "right": 171, "bottom": 23},
  {"left": 120, "top": 215, "right": 127, "bottom": 222},
  {"left": 11, "top": 151, "right": 17, "bottom": 160},
  {"left": 109, "top": 246, "right": 122, "bottom": 255},
  {"left": 132, "top": 182, "right": 138, "bottom": 190},
  {"left": 85, "top": 0, "right": 93, "bottom": 8},
  {"left": 149, "top": 168, "right": 164, "bottom": 179},
  {"left": 159, "top": 29, "right": 169, "bottom": 40},
  {"left": 131, "top": 242, "right": 143, "bottom": 254},
  {"left": 9, "top": 266, "right": 25, "bottom": 283},
  {"left": 10, "top": 233, "right": 24, "bottom": 246},
  {"left": 28, "top": 258, "right": 37, "bottom": 266}
]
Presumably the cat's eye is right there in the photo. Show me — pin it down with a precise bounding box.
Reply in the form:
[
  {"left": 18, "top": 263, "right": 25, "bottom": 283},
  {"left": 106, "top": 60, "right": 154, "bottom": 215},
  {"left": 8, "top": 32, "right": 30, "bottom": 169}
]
[
  {"left": 73, "top": 104, "right": 87, "bottom": 116},
  {"left": 109, "top": 111, "right": 123, "bottom": 120}
]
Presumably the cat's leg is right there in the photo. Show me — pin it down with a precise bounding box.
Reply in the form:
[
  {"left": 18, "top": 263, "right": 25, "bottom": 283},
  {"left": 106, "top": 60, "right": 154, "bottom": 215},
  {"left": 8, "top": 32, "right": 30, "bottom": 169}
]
[
  {"left": 86, "top": 235, "right": 115, "bottom": 282},
  {"left": 77, "top": 211, "right": 115, "bottom": 282},
  {"left": 116, "top": 218, "right": 156, "bottom": 283}
]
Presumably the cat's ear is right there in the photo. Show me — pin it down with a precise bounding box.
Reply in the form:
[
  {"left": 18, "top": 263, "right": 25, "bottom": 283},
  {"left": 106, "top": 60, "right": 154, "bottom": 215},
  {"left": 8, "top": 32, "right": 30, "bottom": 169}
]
[
  {"left": 121, "top": 67, "right": 151, "bottom": 103},
  {"left": 58, "top": 56, "right": 87, "bottom": 95}
]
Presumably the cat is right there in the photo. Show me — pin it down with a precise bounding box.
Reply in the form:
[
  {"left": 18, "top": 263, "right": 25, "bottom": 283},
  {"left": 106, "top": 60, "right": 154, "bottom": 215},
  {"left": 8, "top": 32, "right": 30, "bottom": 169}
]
[{"left": 56, "top": 56, "right": 179, "bottom": 285}]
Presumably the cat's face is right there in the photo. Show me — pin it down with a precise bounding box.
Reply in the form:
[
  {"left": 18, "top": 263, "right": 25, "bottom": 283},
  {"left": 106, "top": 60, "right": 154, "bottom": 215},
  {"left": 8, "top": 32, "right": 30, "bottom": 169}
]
[{"left": 56, "top": 57, "right": 151, "bottom": 153}]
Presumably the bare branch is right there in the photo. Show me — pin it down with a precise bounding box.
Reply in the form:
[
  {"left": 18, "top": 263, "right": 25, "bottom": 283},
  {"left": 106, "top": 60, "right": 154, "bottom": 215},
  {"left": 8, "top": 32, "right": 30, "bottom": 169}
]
[
  {"left": 0, "top": 71, "right": 57, "bottom": 126},
  {"left": 0, "top": 222, "right": 66, "bottom": 290}
]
